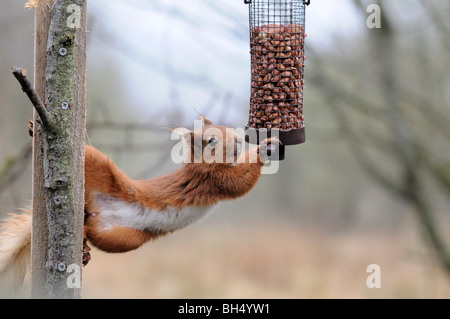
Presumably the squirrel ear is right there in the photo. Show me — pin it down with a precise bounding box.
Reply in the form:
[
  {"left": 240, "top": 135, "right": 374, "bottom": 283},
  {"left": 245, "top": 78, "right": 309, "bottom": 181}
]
[
  {"left": 199, "top": 114, "right": 213, "bottom": 127},
  {"left": 171, "top": 127, "right": 192, "bottom": 140},
  {"left": 193, "top": 108, "right": 214, "bottom": 127}
]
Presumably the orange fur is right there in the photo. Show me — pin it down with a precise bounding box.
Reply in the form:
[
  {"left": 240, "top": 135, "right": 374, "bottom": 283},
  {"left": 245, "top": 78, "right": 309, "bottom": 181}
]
[
  {"left": 24, "top": 0, "right": 56, "bottom": 9},
  {"left": 82, "top": 118, "right": 276, "bottom": 253},
  {"left": 0, "top": 116, "right": 279, "bottom": 287},
  {"left": 83, "top": 119, "right": 274, "bottom": 253},
  {"left": 0, "top": 212, "right": 31, "bottom": 294}
]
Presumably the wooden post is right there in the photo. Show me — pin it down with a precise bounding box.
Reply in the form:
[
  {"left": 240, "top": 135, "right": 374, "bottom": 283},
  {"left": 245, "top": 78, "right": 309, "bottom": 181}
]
[
  {"left": 26, "top": 0, "right": 87, "bottom": 298},
  {"left": 30, "top": 0, "right": 53, "bottom": 298}
]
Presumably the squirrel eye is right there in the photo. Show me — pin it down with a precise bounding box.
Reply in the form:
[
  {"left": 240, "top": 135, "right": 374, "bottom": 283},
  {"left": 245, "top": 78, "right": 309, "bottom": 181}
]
[{"left": 208, "top": 138, "right": 218, "bottom": 146}]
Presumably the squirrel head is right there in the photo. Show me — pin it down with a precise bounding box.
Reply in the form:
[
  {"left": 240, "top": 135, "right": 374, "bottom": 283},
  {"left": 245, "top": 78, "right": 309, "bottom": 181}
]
[{"left": 172, "top": 114, "right": 243, "bottom": 165}]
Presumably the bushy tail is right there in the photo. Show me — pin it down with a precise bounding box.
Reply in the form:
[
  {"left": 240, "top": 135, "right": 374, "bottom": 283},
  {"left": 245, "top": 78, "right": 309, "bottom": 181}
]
[
  {"left": 0, "top": 211, "right": 32, "bottom": 294},
  {"left": 24, "top": 1, "right": 57, "bottom": 9}
]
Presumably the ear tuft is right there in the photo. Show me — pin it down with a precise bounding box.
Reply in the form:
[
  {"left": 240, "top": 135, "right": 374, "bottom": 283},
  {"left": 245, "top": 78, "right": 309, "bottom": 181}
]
[
  {"left": 171, "top": 127, "right": 192, "bottom": 138},
  {"left": 199, "top": 114, "right": 213, "bottom": 127},
  {"left": 193, "top": 108, "right": 214, "bottom": 126}
]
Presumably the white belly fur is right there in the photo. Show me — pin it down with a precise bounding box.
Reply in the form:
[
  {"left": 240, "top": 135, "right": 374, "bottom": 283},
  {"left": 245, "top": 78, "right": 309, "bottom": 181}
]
[{"left": 95, "top": 193, "right": 216, "bottom": 233}]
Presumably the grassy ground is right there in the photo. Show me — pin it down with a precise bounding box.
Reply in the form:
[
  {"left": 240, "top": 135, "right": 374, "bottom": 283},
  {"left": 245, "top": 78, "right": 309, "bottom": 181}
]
[{"left": 76, "top": 220, "right": 450, "bottom": 299}]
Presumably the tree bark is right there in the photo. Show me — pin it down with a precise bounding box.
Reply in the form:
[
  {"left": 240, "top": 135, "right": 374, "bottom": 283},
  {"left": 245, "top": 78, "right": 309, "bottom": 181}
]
[
  {"left": 31, "top": 0, "right": 53, "bottom": 299},
  {"left": 31, "top": 0, "right": 87, "bottom": 299},
  {"left": 309, "top": 0, "right": 450, "bottom": 278}
]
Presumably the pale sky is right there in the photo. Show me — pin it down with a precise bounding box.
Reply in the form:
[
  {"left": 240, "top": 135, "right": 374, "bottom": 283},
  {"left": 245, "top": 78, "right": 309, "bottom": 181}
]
[{"left": 88, "top": 0, "right": 364, "bottom": 125}]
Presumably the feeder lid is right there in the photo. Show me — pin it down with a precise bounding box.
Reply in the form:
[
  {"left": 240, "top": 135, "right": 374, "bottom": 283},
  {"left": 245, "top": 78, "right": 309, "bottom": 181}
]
[{"left": 244, "top": 0, "right": 311, "bottom": 4}]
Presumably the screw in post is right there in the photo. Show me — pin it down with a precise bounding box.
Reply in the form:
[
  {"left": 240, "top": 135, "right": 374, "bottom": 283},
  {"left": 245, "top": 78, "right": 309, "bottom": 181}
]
[
  {"left": 59, "top": 47, "right": 68, "bottom": 56},
  {"left": 57, "top": 262, "right": 66, "bottom": 272},
  {"left": 61, "top": 101, "right": 69, "bottom": 110},
  {"left": 53, "top": 195, "right": 62, "bottom": 206}
]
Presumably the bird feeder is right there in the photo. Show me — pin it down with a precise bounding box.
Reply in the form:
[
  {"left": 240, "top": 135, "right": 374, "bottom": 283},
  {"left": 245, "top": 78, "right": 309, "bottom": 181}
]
[{"left": 244, "top": 0, "right": 309, "bottom": 160}]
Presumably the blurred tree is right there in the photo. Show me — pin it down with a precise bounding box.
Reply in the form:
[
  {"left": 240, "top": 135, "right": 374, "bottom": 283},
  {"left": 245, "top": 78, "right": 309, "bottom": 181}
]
[
  {"left": 1, "top": 0, "right": 448, "bottom": 283},
  {"left": 308, "top": 0, "right": 450, "bottom": 276}
]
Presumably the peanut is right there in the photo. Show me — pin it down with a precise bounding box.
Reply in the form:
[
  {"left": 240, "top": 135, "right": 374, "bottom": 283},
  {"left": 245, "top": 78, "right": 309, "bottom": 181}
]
[{"left": 248, "top": 24, "right": 306, "bottom": 129}]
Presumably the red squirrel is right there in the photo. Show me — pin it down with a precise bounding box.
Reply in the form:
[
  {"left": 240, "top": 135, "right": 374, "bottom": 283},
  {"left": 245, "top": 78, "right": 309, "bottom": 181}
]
[{"left": 0, "top": 114, "right": 280, "bottom": 288}]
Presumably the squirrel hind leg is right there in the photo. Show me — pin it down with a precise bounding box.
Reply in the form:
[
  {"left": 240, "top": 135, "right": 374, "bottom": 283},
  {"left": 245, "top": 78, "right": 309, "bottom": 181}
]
[{"left": 85, "top": 224, "right": 152, "bottom": 253}]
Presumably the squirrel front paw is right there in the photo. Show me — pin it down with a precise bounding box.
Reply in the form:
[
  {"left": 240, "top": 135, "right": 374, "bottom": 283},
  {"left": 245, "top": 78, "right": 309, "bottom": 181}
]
[{"left": 259, "top": 137, "right": 281, "bottom": 163}]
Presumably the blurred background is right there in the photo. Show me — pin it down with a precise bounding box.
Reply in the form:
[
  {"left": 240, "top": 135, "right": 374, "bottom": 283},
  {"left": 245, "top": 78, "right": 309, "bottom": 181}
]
[{"left": 1, "top": 0, "right": 449, "bottom": 298}]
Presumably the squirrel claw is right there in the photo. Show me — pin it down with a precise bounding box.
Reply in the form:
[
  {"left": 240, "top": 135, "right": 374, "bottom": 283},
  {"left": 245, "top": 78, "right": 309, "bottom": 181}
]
[
  {"left": 83, "top": 237, "right": 91, "bottom": 266},
  {"left": 259, "top": 137, "right": 281, "bottom": 163},
  {"left": 28, "top": 119, "right": 34, "bottom": 137}
]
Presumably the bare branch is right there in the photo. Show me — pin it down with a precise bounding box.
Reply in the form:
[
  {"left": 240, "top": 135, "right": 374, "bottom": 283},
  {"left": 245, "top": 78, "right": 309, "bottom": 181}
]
[
  {"left": 11, "top": 67, "right": 54, "bottom": 132},
  {"left": 93, "top": 141, "right": 167, "bottom": 153},
  {"left": 87, "top": 121, "right": 162, "bottom": 132}
]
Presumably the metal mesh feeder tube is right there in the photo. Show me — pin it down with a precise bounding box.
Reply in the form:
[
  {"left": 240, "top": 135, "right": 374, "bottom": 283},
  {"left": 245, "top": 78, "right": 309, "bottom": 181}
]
[{"left": 244, "top": 0, "right": 308, "bottom": 160}]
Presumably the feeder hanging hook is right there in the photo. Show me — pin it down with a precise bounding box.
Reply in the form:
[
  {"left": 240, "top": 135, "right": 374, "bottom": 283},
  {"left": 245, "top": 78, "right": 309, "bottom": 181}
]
[{"left": 244, "top": 0, "right": 311, "bottom": 5}]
